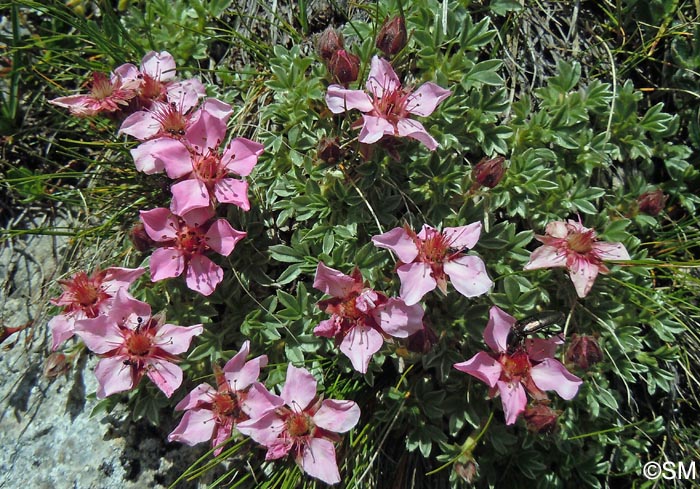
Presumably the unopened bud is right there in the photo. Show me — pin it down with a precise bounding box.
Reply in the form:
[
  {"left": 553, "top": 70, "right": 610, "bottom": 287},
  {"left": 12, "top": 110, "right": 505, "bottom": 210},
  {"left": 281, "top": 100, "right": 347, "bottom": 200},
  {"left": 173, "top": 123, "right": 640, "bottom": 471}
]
[
  {"left": 328, "top": 50, "right": 360, "bottom": 85},
  {"left": 317, "top": 137, "right": 342, "bottom": 164},
  {"left": 523, "top": 403, "right": 560, "bottom": 434},
  {"left": 43, "top": 352, "right": 71, "bottom": 378},
  {"left": 566, "top": 334, "right": 603, "bottom": 370},
  {"left": 637, "top": 189, "right": 667, "bottom": 216},
  {"left": 376, "top": 16, "right": 407, "bottom": 56},
  {"left": 0, "top": 321, "right": 30, "bottom": 345},
  {"left": 317, "top": 27, "right": 345, "bottom": 63},
  {"left": 472, "top": 156, "right": 506, "bottom": 188},
  {"left": 129, "top": 222, "right": 156, "bottom": 252}
]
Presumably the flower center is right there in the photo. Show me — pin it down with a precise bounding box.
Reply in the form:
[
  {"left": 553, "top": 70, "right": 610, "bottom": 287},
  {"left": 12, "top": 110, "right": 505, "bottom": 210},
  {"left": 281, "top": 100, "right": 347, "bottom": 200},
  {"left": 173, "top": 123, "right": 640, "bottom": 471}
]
[
  {"left": 154, "top": 102, "right": 187, "bottom": 137},
  {"left": 177, "top": 225, "right": 208, "bottom": 256},
  {"left": 339, "top": 293, "right": 363, "bottom": 320},
  {"left": 374, "top": 87, "right": 410, "bottom": 123},
  {"left": 193, "top": 151, "right": 226, "bottom": 184},
  {"left": 500, "top": 351, "right": 531, "bottom": 381},
  {"left": 567, "top": 230, "right": 595, "bottom": 254},
  {"left": 140, "top": 73, "right": 166, "bottom": 102},
  {"left": 90, "top": 73, "right": 115, "bottom": 100},
  {"left": 286, "top": 412, "right": 313, "bottom": 438},
  {"left": 419, "top": 229, "right": 451, "bottom": 263},
  {"left": 125, "top": 330, "right": 153, "bottom": 357},
  {"left": 212, "top": 391, "right": 244, "bottom": 421}
]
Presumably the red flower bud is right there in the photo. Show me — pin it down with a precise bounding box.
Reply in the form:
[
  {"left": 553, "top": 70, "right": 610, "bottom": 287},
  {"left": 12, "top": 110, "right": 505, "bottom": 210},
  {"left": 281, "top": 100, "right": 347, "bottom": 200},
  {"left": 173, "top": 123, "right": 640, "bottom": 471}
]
[
  {"left": 317, "top": 27, "right": 345, "bottom": 63},
  {"left": 0, "top": 320, "right": 30, "bottom": 345},
  {"left": 523, "top": 403, "right": 560, "bottom": 434},
  {"left": 317, "top": 136, "right": 342, "bottom": 164},
  {"left": 44, "top": 352, "right": 71, "bottom": 378},
  {"left": 566, "top": 334, "right": 603, "bottom": 370},
  {"left": 637, "top": 189, "right": 667, "bottom": 216},
  {"left": 328, "top": 49, "right": 360, "bottom": 85},
  {"left": 129, "top": 222, "right": 156, "bottom": 252},
  {"left": 376, "top": 16, "right": 407, "bottom": 56},
  {"left": 472, "top": 156, "right": 506, "bottom": 188}
]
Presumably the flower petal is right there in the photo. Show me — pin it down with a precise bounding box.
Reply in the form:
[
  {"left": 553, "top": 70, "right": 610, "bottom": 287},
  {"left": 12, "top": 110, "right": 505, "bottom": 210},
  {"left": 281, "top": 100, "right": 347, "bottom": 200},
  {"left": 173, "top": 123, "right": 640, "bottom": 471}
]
[
  {"left": 454, "top": 351, "right": 502, "bottom": 388},
  {"left": 74, "top": 315, "right": 124, "bottom": 354},
  {"left": 496, "top": 380, "right": 527, "bottom": 425},
  {"left": 152, "top": 138, "right": 193, "bottom": 178},
  {"left": 405, "top": 82, "right": 451, "bottom": 117},
  {"left": 141, "top": 51, "right": 176, "bottom": 81},
  {"left": 524, "top": 244, "right": 567, "bottom": 270},
  {"left": 443, "top": 254, "right": 493, "bottom": 298},
  {"left": 168, "top": 408, "right": 216, "bottom": 446},
  {"left": 140, "top": 207, "right": 178, "bottom": 242},
  {"left": 530, "top": 358, "right": 582, "bottom": 400},
  {"left": 371, "top": 227, "right": 419, "bottom": 263},
  {"left": 241, "top": 382, "right": 284, "bottom": 417},
  {"left": 373, "top": 298, "right": 424, "bottom": 338},
  {"left": 48, "top": 315, "right": 76, "bottom": 351},
  {"left": 358, "top": 115, "right": 394, "bottom": 144},
  {"left": 442, "top": 222, "right": 482, "bottom": 250},
  {"left": 150, "top": 247, "right": 186, "bottom": 281},
  {"left": 483, "top": 306, "right": 516, "bottom": 353},
  {"left": 205, "top": 219, "right": 246, "bottom": 256},
  {"left": 95, "top": 356, "right": 135, "bottom": 398},
  {"left": 568, "top": 257, "right": 600, "bottom": 298},
  {"left": 313, "top": 262, "right": 358, "bottom": 298},
  {"left": 129, "top": 138, "right": 169, "bottom": 174},
  {"left": 280, "top": 364, "right": 317, "bottom": 410},
  {"left": 119, "top": 110, "right": 161, "bottom": 140},
  {"left": 300, "top": 437, "right": 341, "bottom": 485},
  {"left": 594, "top": 241, "right": 630, "bottom": 261},
  {"left": 395, "top": 118, "right": 438, "bottom": 150},
  {"left": 397, "top": 262, "right": 436, "bottom": 306},
  {"left": 313, "top": 399, "right": 360, "bottom": 433},
  {"left": 237, "top": 410, "right": 285, "bottom": 446},
  {"left": 185, "top": 255, "right": 223, "bottom": 296},
  {"left": 170, "top": 179, "right": 211, "bottom": 216},
  {"left": 146, "top": 358, "right": 183, "bottom": 397},
  {"left": 102, "top": 267, "right": 146, "bottom": 294},
  {"left": 366, "top": 56, "right": 400, "bottom": 98},
  {"left": 174, "top": 383, "right": 216, "bottom": 411},
  {"left": 325, "top": 85, "right": 373, "bottom": 114},
  {"left": 212, "top": 178, "right": 249, "bottom": 211},
  {"left": 222, "top": 137, "right": 264, "bottom": 177},
  {"left": 155, "top": 323, "right": 203, "bottom": 355},
  {"left": 339, "top": 324, "right": 384, "bottom": 373}
]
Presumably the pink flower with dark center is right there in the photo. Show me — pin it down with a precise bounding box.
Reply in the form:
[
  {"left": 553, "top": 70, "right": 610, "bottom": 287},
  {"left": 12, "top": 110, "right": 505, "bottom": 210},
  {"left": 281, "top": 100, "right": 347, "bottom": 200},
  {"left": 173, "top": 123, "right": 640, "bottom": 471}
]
[
  {"left": 454, "top": 306, "right": 582, "bottom": 425},
  {"left": 139, "top": 206, "right": 246, "bottom": 296},
  {"left": 313, "top": 262, "right": 424, "bottom": 373},
  {"left": 372, "top": 223, "right": 493, "bottom": 305},
  {"left": 237, "top": 364, "right": 360, "bottom": 485},
  {"left": 48, "top": 266, "right": 145, "bottom": 350},
  {"left": 49, "top": 67, "right": 140, "bottom": 117},
  {"left": 325, "top": 56, "right": 451, "bottom": 150},
  {"left": 74, "top": 289, "right": 203, "bottom": 398},
  {"left": 523, "top": 218, "right": 631, "bottom": 298},
  {"left": 133, "top": 51, "right": 178, "bottom": 106},
  {"left": 168, "top": 341, "right": 280, "bottom": 455}
]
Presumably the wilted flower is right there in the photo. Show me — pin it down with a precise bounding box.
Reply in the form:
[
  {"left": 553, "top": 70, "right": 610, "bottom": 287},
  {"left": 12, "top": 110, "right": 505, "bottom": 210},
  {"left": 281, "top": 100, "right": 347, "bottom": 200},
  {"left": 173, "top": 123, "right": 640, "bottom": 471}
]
[
  {"left": 168, "top": 341, "right": 280, "bottom": 455},
  {"left": 523, "top": 402, "right": 561, "bottom": 434},
  {"left": 128, "top": 222, "right": 156, "bottom": 252},
  {"left": 472, "top": 156, "right": 506, "bottom": 189},
  {"left": 48, "top": 266, "right": 145, "bottom": 350},
  {"left": 565, "top": 334, "right": 604, "bottom": 370},
  {"left": 74, "top": 290, "right": 203, "bottom": 398},
  {"left": 328, "top": 49, "right": 360, "bottom": 85},
  {"left": 317, "top": 136, "right": 342, "bottom": 164},
  {"left": 49, "top": 68, "right": 140, "bottom": 117},
  {"left": 637, "top": 189, "right": 668, "bottom": 216},
  {"left": 325, "top": 56, "right": 451, "bottom": 150},
  {"left": 376, "top": 15, "right": 407, "bottom": 56},
  {"left": 372, "top": 223, "right": 492, "bottom": 305},
  {"left": 139, "top": 206, "right": 246, "bottom": 296},
  {"left": 317, "top": 27, "right": 345, "bottom": 62},
  {"left": 454, "top": 306, "right": 582, "bottom": 425},
  {"left": 523, "top": 217, "right": 631, "bottom": 298},
  {"left": 237, "top": 364, "right": 360, "bottom": 485},
  {"left": 43, "top": 352, "right": 71, "bottom": 378},
  {"left": 313, "top": 262, "right": 424, "bottom": 373}
]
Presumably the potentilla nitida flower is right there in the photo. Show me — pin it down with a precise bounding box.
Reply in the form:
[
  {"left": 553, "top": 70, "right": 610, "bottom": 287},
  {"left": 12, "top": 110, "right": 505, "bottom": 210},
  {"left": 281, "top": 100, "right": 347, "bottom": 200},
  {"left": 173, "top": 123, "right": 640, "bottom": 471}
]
[
  {"left": 372, "top": 223, "right": 493, "bottom": 306},
  {"left": 237, "top": 364, "right": 360, "bottom": 485},
  {"left": 325, "top": 56, "right": 451, "bottom": 150},
  {"left": 48, "top": 266, "right": 145, "bottom": 350},
  {"left": 523, "top": 218, "right": 631, "bottom": 298},
  {"left": 168, "top": 341, "right": 280, "bottom": 455},
  {"left": 313, "top": 262, "right": 424, "bottom": 373},
  {"left": 139, "top": 206, "right": 246, "bottom": 296},
  {"left": 74, "top": 289, "right": 203, "bottom": 398},
  {"left": 454, "top": 306, "right": 582, "bottom": 425},
  {"left": 133, "top": 51, "right": 178, "bottom": 107},
  {"left": 376, "top": 15, "right": 408, "bottom": 56},
  {"left": 637, "top": 189, "right": 668, "bottom": 216}
]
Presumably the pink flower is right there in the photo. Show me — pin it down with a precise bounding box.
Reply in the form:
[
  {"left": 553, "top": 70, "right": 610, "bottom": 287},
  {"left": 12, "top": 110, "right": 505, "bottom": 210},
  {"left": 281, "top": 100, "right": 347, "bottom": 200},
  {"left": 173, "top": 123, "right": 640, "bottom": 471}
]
[
  {"left": 237, "top": 364, "right": 360, "bottom": 485},
  {"left": 74, "top": 289, "right": 203, "bottom": 398},
  {"left": 139, "top": 206, "right": 246, "bottom": 296},
  {"left": 133, "top": 51, "right": 178, "bottom": 106},
  {"left": 523, "top": 218, "right": 631, "bottom": 298},
  {"left": 454, "top": 306, "right": 582, "bottom": 425},
  {"left": 49, "top": 67, "right": 140, "bottom": 117},
  {"left": 48, "top": 266, "right": 144, "bottom": 350},
  {"left": 313, "top": 262, "right": 424, "bottom": 373},
  {"left": 372, "top": 223, "right": 492, "bottom": 305},
  {"left": 168, "top": 341, "right": 280, "bottom": 455},
  {"left": 325, "top": 56, "right": 451, "bottom": 150}
]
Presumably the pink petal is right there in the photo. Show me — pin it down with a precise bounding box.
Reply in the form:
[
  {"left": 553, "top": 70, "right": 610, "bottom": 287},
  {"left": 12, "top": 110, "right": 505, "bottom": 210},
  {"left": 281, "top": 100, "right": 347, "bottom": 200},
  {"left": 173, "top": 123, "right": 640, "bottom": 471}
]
[
  {"left": 150, "top": 139, "right": 193, "bottom": 179},
  {"left": 524, "top": 244, "right": 567, "bottom": 270},
  {"left": 155, "top": 323, "right": 203, "bottom": 355},
  {"left": 483, "top": 306, "right": 516, "bottom": 353},
  {"left": 102, "top": 267, "right": 146, "bottom": 294},
  {"left": 313, "top": 400, "right": 360, "bottom": 433},
  {"left": 113, "top": 63, "right": 140, "bottom": 83},
  {"left": 205, "top": 219, "right": 246, "bottom": 256},
  {"left": 530, "top": 358, "right": 582, "bottom": 400},
  {"left": 74, "top": 315, "right": 124, "bottom": 354},
  {"left": 170, "top": 179, "right": 211, "bottom": 216},
  {"left": 95, "top": 356, "right": 135, "bottom": 398},
  {"left": 146, "top": 358, "right": 183, "bottom": 397},
  {"left": 280, "top": 364, "right": 317, "bottom": 410},
  {"left": 185, "top": 254, "right": 223, "bottom": 296},
  {"left": 442, "top": 222, "right": 482, "bottom": 250},
  {"left": 313, "top": 262, "right": 358, "bottom": 298},
  {"left": 405, "top": 82, "right": 451, "bottom": 117},
  {"left": 140, "top": 207, "right": 178, "bottom": 242},
  {"left": 119, "top": 110, "right": 161, "bottom": 140},
  {"left": 237, "top": 410, "right": 285, "bottom": 446},
  {"left": 168, "top": 408, "right": 216, "bottom": 445},
  {"left": 314, "top": 317, "right": 341, "bottom": 338},
  {"left": 371, "top": 227, "right": 419, "bottom": 263},
  {"left": 200, "top": 98, "right": 233, "bottom": 121},
  {"left": 222, "top": 340, "right": 251, "bottom": 374},
  {"left": 339, "top": 324, "right": 384, "bottom": 373},
  {"left": 397, "top": 262, "right": 436, "bottom": 306},
  {"left": 241, "top": 382, "right": 284, "bottom": 417},
  {"left": 443, "top": 255, "right": 493, "bottom": 298},
  {"left": 174, "top": 383, "right": 216, "bottom": 411},
  {"left": 373, "top": 298, "right": 424, "bottom": 338},
  {"left": 109, "top": 288, "right": 152, "bottom": 322},
  {"left": 212, "top": 178, "right": 249, "bottom": 211},
  {"left": 300, "top": 437, "right": 341, "bottom": 485},
  {"left": 366, "top": 56, "right": 400, "bottom": 98},
  {"left": 166, "top": 78, "right": 206, "bottom": 112},
  {"left": 266, "top": 440, "right": 293, "bottom": 460},
  {"left": 325, "top": 85, "right": 373, "bottom": 114},
  {"left": 358, "top": 115, "right": 394, "bottom": 144},
  {"left": 180, "top": 206, "right": 215, "bottom": 227},
  {"left": 395, "top": 118, "right": 438, "bottom": 150},
  {"left": 544, "top": 221, "right": 569, "bottom": 239},
  {"left": 49, "top": 95, "right": 91, "bottom": 113},
  {"left": 150, "top": 247, "right": 186, "bottom": 281},
  {"left": 130, "top": 139, "right": 168, "bottom": 174},
  {"left": 48, "top": 315, "right": 75, "bottom": 351},
  {"left": 525, "top": 336, "right": 562, "bottom": 362},
  {"left": 454, "top": 351, "right": 502, "bottom": 388},
  {"left": 568, "top": 257, "right": 600, "bottom": 298},
  {"left": 496, "top": 380, "right": 527, "bottom": 425},
  {"left": 185, "top": 110, "right": 226, "bottom": 152},
  {"left": 222, "top": 137, "right": 264, "bottom": 177},
  {"left": 225, "top": 355, "right": 267, "bottom": 391},
  {"left": 594, "top": 241, "right": 630, "bottom": 261},
  {"left": 141, "top": 51, "right": 176, "bottom": 81},
  {"left": 212, "top": 418, "right": 234, "bottom": 456}
]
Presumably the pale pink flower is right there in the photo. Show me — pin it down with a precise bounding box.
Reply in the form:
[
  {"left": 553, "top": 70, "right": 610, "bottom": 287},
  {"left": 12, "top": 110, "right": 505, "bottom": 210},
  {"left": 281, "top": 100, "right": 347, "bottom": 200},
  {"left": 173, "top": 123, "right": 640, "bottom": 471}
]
[
  {"left": 237, "top": 364, "right": 360, "bottom": 485},
  {"left": 139, "top": 206, "right": 246, "bottom": 296},
  {"left": 313, "top": 262, "right": 424, "bottom": 373},
  {"left": 48, "top": 266, "right": 144, "bottom": 350},
  {"left": 168, "top": 341, "right": 280, "bottom": 455},
  {"left": 372, "top": 223, "right": 492, "bottom": 305},
  {"left": 49, "top": 67, "right": 140, "bottom": 117},
  {"left": 133, "top": 51, "right": 178, "bottom": 106},
  {"left": 524, "top": 218, "right": 631, "bottom": 298},
  {"left": 454, "top": 306, "right": 582, "bottom": 425},
  {"left": 325, "top": 55, "right": 451, "bottom": 150},
  {"left": 74, "top": 289, "right": 203, "bottom": 398}
]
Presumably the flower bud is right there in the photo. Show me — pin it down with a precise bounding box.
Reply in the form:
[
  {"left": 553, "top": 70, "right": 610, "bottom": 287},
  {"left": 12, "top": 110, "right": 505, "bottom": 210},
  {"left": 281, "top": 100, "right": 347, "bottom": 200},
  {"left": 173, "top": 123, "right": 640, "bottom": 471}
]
[
  {"left": 0, "top": 321, "right": 30, "bottom": 345},
  {"left": 376, "top": 16, "right": 407, "bottom": 56},
  {"left": 565, "top": 334, "right": 603, "bottom": 370},
  {"left": 128, "top": 222, "right": 156, "bottom": 252},
  {"left": 637, "top": 189, "right": 667, "bottom": 216},
  {"left": 328, "top": 49, "right": 360, "bottom": 85},
  {"left": 43, "top": 352, "right": 71, "bottom": 378},
  {"left": 317, "top": 136, "right": 342, "bottom": 164},
  {"left": 472, "top": 156, "right": 506, "bottom": 188},
  {"left": 317, "top": 27, "right": 345, "bottom": 63},
  {"left": 454, "top": 459, "right": 479, "bottom": 483},
  {"left": 523, "top": 403, "right": 560, "bottom": 434}
]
